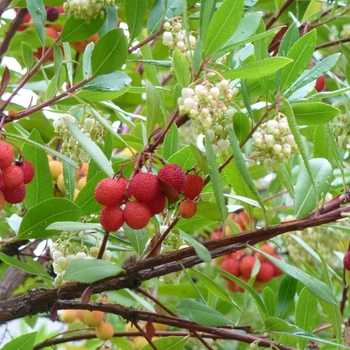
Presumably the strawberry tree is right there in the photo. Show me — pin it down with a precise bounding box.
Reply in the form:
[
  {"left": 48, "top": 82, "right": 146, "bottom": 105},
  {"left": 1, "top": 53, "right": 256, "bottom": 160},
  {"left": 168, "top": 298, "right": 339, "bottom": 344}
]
[{"left": 2, "top": 0, "right": 350, "bottom": 349}]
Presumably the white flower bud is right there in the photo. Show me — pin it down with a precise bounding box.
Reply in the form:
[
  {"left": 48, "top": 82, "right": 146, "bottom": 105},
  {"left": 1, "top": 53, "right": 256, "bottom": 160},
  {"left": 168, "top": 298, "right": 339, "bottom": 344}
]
[
  {"left": 182, "top": 88, "right": 194, "bottom": 99},
  {"left": 61, "top": 113, "right": 75, "bottom": 123},
  {"left": 57, "top": 256, "right": 68, "bottom": 270},
  {"left": 217, "top": 139, "right": 230, "bottom": 151},
  {"left": 66, "top": 254, "right": 76, "bottom": 264},
  {"left": 201, "top": 108, "right": 209, "bottom": 117},
  {"left": 215, "top": 125, "right": 223, "bottom": 135},
  {"left": 210, "top": 87, "right": 220, "bottom": 100},
  {"left": 211, "top": 144, "right": 219, "bottom": 154},
  {"left": 188, "top": 35, "right": 196, "bottom": 48},
  {"left": 273, "top": 144, "right": 282, "bottom": 155},
  {"left": 84, "top": 117, "right": 95, "bottom": 129},
  {"left": 219, "top": 79, "right": 229, "bottom": 91},
  {"left": 176, "top": 41, "right": 185, "bottom": 51},
  {"left": 75, "top": 252, "right": 87, "bottom": 260},
  {"left": 226, "top": 108, "right": 236, "bottom": 119},
  {"left": 207, "top": 129, "right": 216, "bottom": 142},
  {"left": 53, "top": 262, "right": 62, "bottom": 273},
  {"left": 278, "top": 121, "right": 288, "bottom": 134},
  {"left": 283, "top": 144, "right": 292, "bottom": 157},
  {"left": 285, "top": 134, "right": 296, "bottom": 147},
  {"left": 195, "top": 85, "right": 205, "bottom": 95},
  {"left": 102, "top": 250, "right": 112, "bottom": 261},
  {"left": 265, "top": 134, "right": 275, "bottom": 147},
  {"left": 184, "top": 97, "right": 196, "bottom": 110},
  {"left": 52, "top": 250, "right": 64, "bottom": 261},
  {"left": 267, "top": 120, "right": 278, "bottom": 131},
  {"left": 163, "top": 21, "right": 171, "bottom": 31}
]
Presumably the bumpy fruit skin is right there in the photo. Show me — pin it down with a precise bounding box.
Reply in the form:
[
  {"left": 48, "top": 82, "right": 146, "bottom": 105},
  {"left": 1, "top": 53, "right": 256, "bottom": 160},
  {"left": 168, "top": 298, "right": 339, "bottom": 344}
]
[
  {"left": 256, "top": 262, "right": 274, "bottom": 283},
  {"left": 96, "top": 322, "right": 114, "bottom": 340},
  {"left": 315, "top": 75, "right": 325, "bottom": 92},
  {"left": 2, "top": 183, "right": 26, "bottom": 204},
  {"left": 145, "top": 192, "right": 167, "bottom": 215},
  {"left": 158, "top": 164, "right": 187, "bottom": 192},
  {"left": 0, "top": 142, "right": 14, "bottom": 169},
  {"left": 124, "top": 200, "right": 151, "bottom": 229},
  {"left": 181, "top": 174, "right": 204, "bottom": 199},
  {"left": 99, "top": 206, "right": 124, "bottom": 232},
  {"left": 235, "top": 211, "right": 251, "bottom": 231},
  {"left": 239, "top": 255, "right": 256, "bottom": 278},
  {"left": 2, "top": 165, "right": 24, "bottom": 188},
  {"left": 344, "top": 251, "right": 350, "bottom": 271},
  {"left": 220, "top": 258, "right": 241, "bottom": 277},
  {"left": 18, "top": 160, "right": 35, "bottom": 184},
  {"left": 94, "top": 177, "right": 127, "bottom": 206},
  {"left": 128, "top": 172, "right": 161, "bottom": 202},
  {"left": 84, "top": 310, "right": 105, "bottom": 327},
  {"left": 179, "top": 199, "right": 197, "bottom": 218},
  {"left": 256, "top": 244, "right": 275, "bottom": 262}
]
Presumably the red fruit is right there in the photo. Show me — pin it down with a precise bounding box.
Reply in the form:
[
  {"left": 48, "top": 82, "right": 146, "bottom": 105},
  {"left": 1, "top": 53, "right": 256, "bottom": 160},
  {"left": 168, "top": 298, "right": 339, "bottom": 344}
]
[
  {"left": 158, "top": 164, "right": 187, "bottom": 192},
  {"left": 72, "top": 33, "right": 98, "bottom": 53},
  {"left": 181, "top": 174, "right": 204, "bottom": 199},
  {"left": 210, "top": 229, "right": 222, "bottom": 240},
  {"left": 266, "top": 254, "right": 283, "bottom": 277},
  {"left": 256, "top": 244, "right": 275, "bottom": 262},
  {"left": 18, "top": 160, "right": 35, "bottom": 184},
  {"left": 256, "top": 262, "right": 274, "bottom": 283},
  {"left": 128, "top": 172, "right": 161, "bottom": 203},
  {"left": 2, "top": 165, "right": 24, "bottom": 188},
  {"left": 99, "top": 206, "right": 124, "bottom": 232},
  {"left": 226, "top": 280, "right": 242, "bottom": 293},
  {"left": 220, "top": 258, "right": 241, "bottom": 277},
  {"left": 0, "top": 191, "right": 5, "bottom": 210},
  {"left": 179, "top": 199, "right": 197, "bottom": 219},
  {"left": 0, "top": 142, "right": 14, "bottom": 169},
  {"left": 46, "top": 7, "right": 60, "bottom": 22},
  {"left": 225, "top": 250, "right": 244, "bottom": 260},
  {"left": 2, "top": 183, "right": 26, "bottom": 204},
  {"left": 315, "top": 76, "right": 325, "bottom": 92},
  {"left": 235, "top": 211, "right": 250, "bottom": 231},
  {"left": 145, "top": 192, "right": 167, "bottom": 215},
  {"left": 344, "top": 252, "right": 350, "bottom": 271},
  {"left": 239, "top": 255, "right": 256, "bottom": 278},
  {"left": 94, "top": 177, "right": 128, "bottom": 206},
  {"left": 124, "top": 200, "right": 151, "bottom": 230}
]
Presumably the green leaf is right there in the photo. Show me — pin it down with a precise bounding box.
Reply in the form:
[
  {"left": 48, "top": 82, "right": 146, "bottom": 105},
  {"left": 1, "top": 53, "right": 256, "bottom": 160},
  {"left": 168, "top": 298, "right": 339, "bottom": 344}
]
[
  {"left": 232, "top": 111, "right": 251, "bottom": 144},
  {"left": 203, "top": 0, "right": 244, "bottom": 56},
  {"left": 196, "top": 201, "right": 227, "bottom": 221},
  {"left": 168, "top": 145, "right": 196, "bottom": 171},
  {"left": 22, "top": 129, "right": 53, "bottom": 209},
  {"left": 84, "top": 71, "right": 132, "bottom": 92},
  {"left": 141, "top": 336, "right": 189, "bottom": 350},
  {"left": 278, "top": 23, "right": 299, "bottom": 56},
  {"left": 172, "top": 48, "right": 191, "bottom": 88},
  {"left": 294, "top": 158, "right": 333, "bottom": 218},
  {"left": 189, "top": 143, "right": 209, "bottom": 174},
  {"left": 63, "top": 161, "right": 76, "bottom": 201},
  {"left": 65, "top": 259, "right": 122, "bottom": 283},
  {"left": 222, "top": 57, "right": 292, "bottom": 80},
  {"left": 174, "top": 299, "right": 232, "bottom": 326},
  {"left": 295, "top": 287, "right": 317, "bottom": 349},
  {"left": 179, "top": 230, "right": 211, "bottom": 262},
  {"left": 125, "top": 0, "right": 147, "bottom": 43},
  {"left": 205, "top": 134, "right": 226, "bottom": 223},
  {"left": 61, "top": 16, "right": 105, "bottom": 42},
  {"left": 147, "top": 0, "right": 165, "bottom": 34},
  {"left": 264, "top": 317, "right": 299, "bottom": 332},
  {"left": 123, "top": 225, "right": 148, "bottom": 256},
  {"left": 313, "top": 124, "right": 334, "bottom": 166},
  {"left": 2, "top": 332, "right": 37, "bottom": 350},
  {"left": 199, "top": 0, "right": 216, "bottom": 46},
  {"left": 91, "top": 28, "right": 128, "bottom": 76},
  {"left": 66, "top": 121, "right": 114, "bottom": 177},
  {"left": 163, "top": 123, "right": 179, "bottom": 161},
  {"left": 0, "top": 252, "right": 50, "bottom": 280},
  {"left": 146, "top": 80, "right": 162, "bottom": 139},
  {"left": 46, "top": 221, "right": 101, "bottom": 231},
  {"left": 27, "top": 0, "right": 46, "bottom": 45},
  {"left": 280, "top": 30, "right": 316, "bottom": 91},
  {"left": 292, "top": 102, "right": 339, "bottom": 125},
  {"left": 276, "top": 274, "right": 298, "bottom": 318},
  {"left": 262, "top": 287, "right": 276, "bottom": 317},
  {"left": 21, "top": 42, "right": 34, "bottom": 70},
  {"left": 253, "top": 251, "right": 338, "bottom": 305},
  {"left": 17, "top": 198, "right": 82, "bottom": 239}
]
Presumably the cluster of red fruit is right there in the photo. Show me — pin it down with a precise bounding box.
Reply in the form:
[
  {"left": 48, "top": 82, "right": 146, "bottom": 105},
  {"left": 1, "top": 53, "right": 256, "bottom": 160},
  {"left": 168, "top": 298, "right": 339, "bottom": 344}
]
[
  {"left": 0, "top": 142, "right": 35, "bottom": 209},
  {"left": 94, "top": 164, "right": 204, "bottom": 232},
  {"left": 221, "top": 244, "right": 282, "bottom": 293}
]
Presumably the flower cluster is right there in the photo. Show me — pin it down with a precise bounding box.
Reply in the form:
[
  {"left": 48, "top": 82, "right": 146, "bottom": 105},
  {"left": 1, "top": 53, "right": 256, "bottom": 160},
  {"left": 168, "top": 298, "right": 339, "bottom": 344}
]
[
  {"left": 162, "top": 18, "right": 196, "bottom": 63},
  {"left": 54, "top": 114, "right": 106, "bottom": 166},
  {"left": 178, "top": 82, "right": 233, "bottom": 153},
  {"left": 252, "top": 114, "right": 299, "bottom": 172},
  {"left": 51, "top": 239, "right": 112, "bottom": 286},
  {"left": 63, "top": 0, "right": 113, "bottom": 21}
]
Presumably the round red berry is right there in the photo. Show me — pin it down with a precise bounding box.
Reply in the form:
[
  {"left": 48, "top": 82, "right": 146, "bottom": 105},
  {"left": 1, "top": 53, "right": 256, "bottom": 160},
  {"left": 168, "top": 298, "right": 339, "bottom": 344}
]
[
  {"left": 99, "top": 206, "right": 124, "bottom": 232},
  {"left": 94, "top": 177, "right": 127, "bottom": 206},
  {"left": 256, "top": 262, "right": 274, "bottom": 283},
  {"left": 181, "top": 174, "right": 204, "bottom": 199},
  {"left": 0, "top": 142, "right": 14, "bottom": 169},
  {"left": 220, "top": 258, "right": 241, "bottom": 277},
  {"left": 239, "top": 255, "right": 256, "bottom": 278},
  {"left": 158, "top": 164, "right": 187, "bottom": 192},
  {"left": 344, "top": 251, "right": 350, "bottom": 271},
  {"left": 315, "top": 75, "right": 325, "bottom": 92},
  {"left": 145, "top": 192, "right": 167, "bottom": 215},
  {"left": 124, "top": 200, "right": 151, "bottom": 230},
  {"left": 179, "top": 199, "right": 197, "bottom": 219},
  {"left": 2, "top": 165, "right": 24, "bottom": 188},
  {"left": 46, "top": 6, "right": 59, "bottom": 21},
  {"left": 18, "top": 160, "right": 35, "bottom": 184},
  {"left": 256, "top": 244, "right": 275, "bottom": 262},
  {"left": 2, "top": 183, "right": 26, "bottom": 204},
  {"left": 128, "top": 172, "right": 161, "bottom": 203}
]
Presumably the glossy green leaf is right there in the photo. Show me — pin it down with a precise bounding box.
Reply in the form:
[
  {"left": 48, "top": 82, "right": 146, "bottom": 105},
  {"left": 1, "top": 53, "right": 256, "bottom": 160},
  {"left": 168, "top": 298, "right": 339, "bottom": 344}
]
[
  {"left": 203, "top": 0, "right": 244, "bottom": 56},
  {"left": 62, "top": 16, "right": 105, "bottom": 42},
  {"left": 27, "top": 0, "right": 46, "bottom": 45},
  {"left": 123, "top": 225, "right": 148, "bottom": 256},
  {"left": 146, "top": 80, "right": 162, "bottom": 139},
  {"left": 174, "top": 299, "right": 232, "bottom": 326},
  {"left": 168, "top": 145, "right": 196, "bottom": 171},
  {"left": 232, "top": 111, "right": 251, "bottom": 143},
  {"left": 141, "top": 336, "right": 189, "bottom": 350},
  {"left": 17, "top": 198, "right": 82, "bottom": 239},
  {"left": 222, "top": 57, "right": 292, "bottom": 80},
  {"left": 22, "top": 130, "right": 53, "bottom": 209},
  {"left": 313, "top": 124, "right": 334, "bottom": 166},
  {"left": 280, "top": 30, "right": 316, "bottom": 91},
  {"left": 278, "top": 23, "right": 299, "bottom": 56},
  {"left": 147, "top": 0, "right": 164, "bottom": 34},
  {"left": 253, "top": 250, "right": 338, "bottom": 305},
  {"left": 21, "top": 42, "right": 34, "bottom": 70},
  {"left": 163, "top": 123, "right": 179, "bottom": 160},
  {"left": 125, "top": 0, "right": 146, "bottom": 43},
  {"left": 179, "top": 230, "right": 211, "bottom": 262},
  {"left": 294, "top": 158, "right": 333, "bottom": 218},
  {"left": 262, "top": 287, "right": 276, "bottom": 317},
  {"left": 292, "top": 102, "right": 339, "bottom": 125},
  {"left": 276, "top": 274, "right": 298, "bottom": 318},
  {"left": 91, "top": 28, "right": 128, "bottom": 76},
  {"left": 2, "top": 331, "right": 37, "bottom": 350},
  {"left": 65, "top": 259, "right": 122, "bottom": 283},
  {"left": 172, "top": 48, "right": 191, "bottom": 88},
  {"left": 196, "top": 201, "right": 227, "bottom": 222},
  {"left": 189, "top": 143, "right": 209, "bottom": 174},
  {"left": 66, "top": 121, "right": 114, "bottom": 177},
  {"left": 46, "top": 221, "right": 101, "bottom": 231},
  {"left": 264, "top": 317, "right": 299, "bottom": 332},
  {"left": 63, "top": 161, "right": 76, "bottom": 201},
  {"left": 199, "top": 0, "right": 216, "bottom": 45},
  {"left": 205, "top": 133, "right": 226, "bottom": 223},
  {"left": 84, "top": 71, "right": 131, "bottom": 92}
]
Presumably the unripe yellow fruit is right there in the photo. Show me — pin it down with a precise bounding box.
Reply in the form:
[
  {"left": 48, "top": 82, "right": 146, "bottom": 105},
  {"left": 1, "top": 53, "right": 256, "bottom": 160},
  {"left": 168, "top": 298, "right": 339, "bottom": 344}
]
[
  {"left": 56, "top": 173, "right": 65, "bottom": 193},
  {"left": 74, "top": 188, "right": 80, "bottom": 200},
  {"left": 83, "top": 310, "right": 104, "bottom": 327},
  {"left": 60, "top": 309, "right": 79, "bottom": 324},
  {"left": 77, "top": 176, "right": 87, "bottom": 190},
  {"left": 153, "top": 322, "right": 169, "bottom": 331},
  {"left": 132, "top": 336, "right": 149, "bottom": 350},
  {"left": 49, "top": 160, "right": 63, "bottom": 181},
  {"left": 95, "top": 321, "right": 114, "bottom": 340}
]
